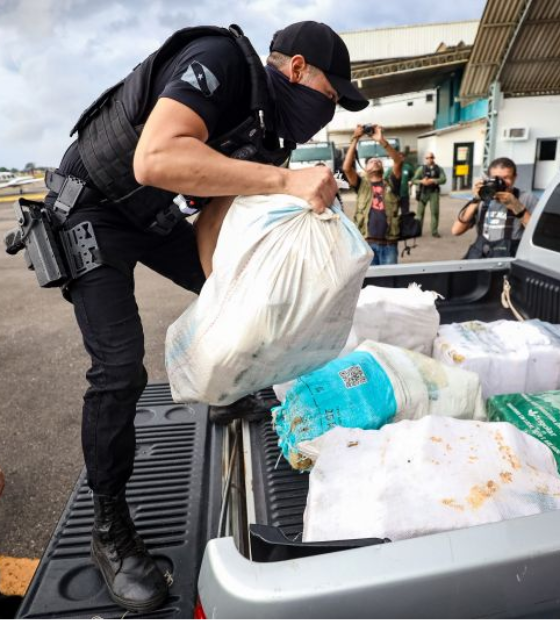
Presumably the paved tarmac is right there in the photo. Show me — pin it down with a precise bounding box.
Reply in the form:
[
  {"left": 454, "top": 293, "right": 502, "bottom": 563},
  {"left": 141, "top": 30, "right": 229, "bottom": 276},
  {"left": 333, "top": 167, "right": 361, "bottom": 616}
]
[{"left": 0, "top": 191, "right": 475, "bottom": 563}]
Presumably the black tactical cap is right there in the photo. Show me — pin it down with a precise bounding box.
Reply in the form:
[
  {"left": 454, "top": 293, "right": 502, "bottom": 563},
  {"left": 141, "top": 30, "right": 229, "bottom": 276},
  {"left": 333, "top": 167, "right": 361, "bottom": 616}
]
[{"left": 270, "top": 21, "right": 369, "bottom": 111}]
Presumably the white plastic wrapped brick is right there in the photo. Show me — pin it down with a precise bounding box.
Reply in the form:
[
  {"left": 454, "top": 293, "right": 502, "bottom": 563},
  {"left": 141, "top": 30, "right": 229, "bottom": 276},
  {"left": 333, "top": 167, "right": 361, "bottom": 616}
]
[
  {"left": 342, "top": 283, "right": 441, "bottom": 357},
  {"left": 433, "top": 319, "right": 560, "bottom": 399},
  {"left": 300, "top": 416, "right": 560, "bottom": 542},
  {"left": 273, "top": 340, "right": 486, "bottom": 470},
  {"left": 274, "top": 283, "right": 442, "bottom": 402}
]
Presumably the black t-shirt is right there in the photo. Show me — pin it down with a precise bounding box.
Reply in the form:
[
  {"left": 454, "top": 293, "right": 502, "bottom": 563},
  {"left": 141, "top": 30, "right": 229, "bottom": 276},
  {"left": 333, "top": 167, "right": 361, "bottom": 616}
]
[
  {"left": 352, "top": 173, "right": 400, "bottom": 241},
  {"left": 368, "top": 180, "right": 388, "bottom": 239},
  {"left": 55, "top": 35, "right": 251, "bottom": 183}
]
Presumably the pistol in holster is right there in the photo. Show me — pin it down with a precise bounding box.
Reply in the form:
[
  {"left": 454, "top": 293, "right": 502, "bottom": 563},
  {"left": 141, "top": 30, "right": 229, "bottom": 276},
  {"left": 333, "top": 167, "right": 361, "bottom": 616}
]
[{"left": 4, "top": 196, "right": 102, "bottom": 288}]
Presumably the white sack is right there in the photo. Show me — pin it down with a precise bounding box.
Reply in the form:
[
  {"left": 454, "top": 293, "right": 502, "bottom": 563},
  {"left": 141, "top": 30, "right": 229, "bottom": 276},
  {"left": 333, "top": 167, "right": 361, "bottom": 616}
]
[
  {"left": 433, "top": 319, "right": 560, "bottom": 399},
  {"left": 165, "top": 195, "right": 372, "bottom": 405},
  {"left": 274, "top": 283, "right": 441, "bottom": 401},
  {"left": 356, "top": 340, "right": 487, "bottom": 422},
  {"left": 273, "top": 340, "right": 486, "bottom": 471},
  {"left": 300, "top": 416, "right": 560, "bottom": 542},
  {"left": 342, "top": 283, "right": 441, "bottom": 357}
]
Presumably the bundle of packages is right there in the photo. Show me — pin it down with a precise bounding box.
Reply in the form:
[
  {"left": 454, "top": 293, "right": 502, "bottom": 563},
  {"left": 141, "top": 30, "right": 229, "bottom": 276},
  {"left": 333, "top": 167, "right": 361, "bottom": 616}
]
[
  {"left": 342, "top": 283, "right": 441, "bottom": 357},
  {"left": 299, "top": 416, "right": 560, "bottom": 542},
  {"left": 273, "top": 340, "right": 486, "bottom": 470},
  {"left": 165, "top": 195, "right": 372, "bottom": 405},
  {"left": 433, "top": 319, "right": 560, "bottom": 399},
  {"left": 488, "top": 390, "right": 560, "bottom": 470},
  {"left": 273, "top": 283, "right": 442, "bottom": 402}
]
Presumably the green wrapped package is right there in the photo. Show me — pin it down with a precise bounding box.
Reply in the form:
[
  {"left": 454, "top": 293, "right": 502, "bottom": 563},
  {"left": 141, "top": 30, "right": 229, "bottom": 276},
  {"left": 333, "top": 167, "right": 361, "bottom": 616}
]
[{"left": 487, "top": 391, "right": 560, "bottom": 470}]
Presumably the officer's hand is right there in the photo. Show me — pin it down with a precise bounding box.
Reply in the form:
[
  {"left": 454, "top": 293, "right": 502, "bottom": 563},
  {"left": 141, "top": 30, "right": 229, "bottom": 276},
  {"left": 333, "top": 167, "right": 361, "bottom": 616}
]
[{"left": 285, "top": 167, "right": 338, "bottom": 214}]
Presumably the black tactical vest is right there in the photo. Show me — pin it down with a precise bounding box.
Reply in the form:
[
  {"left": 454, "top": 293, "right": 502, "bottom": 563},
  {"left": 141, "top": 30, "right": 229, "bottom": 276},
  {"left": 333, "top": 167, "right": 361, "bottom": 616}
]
[{"left": 70, "top": 25, "right": 292, "bottom": 231}]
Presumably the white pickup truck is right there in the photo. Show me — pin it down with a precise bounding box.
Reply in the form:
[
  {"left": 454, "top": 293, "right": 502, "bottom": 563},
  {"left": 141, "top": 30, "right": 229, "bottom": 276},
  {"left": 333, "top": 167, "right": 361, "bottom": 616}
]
[{"left": 17, "top": 172, "right": 560, "bottom": 619}]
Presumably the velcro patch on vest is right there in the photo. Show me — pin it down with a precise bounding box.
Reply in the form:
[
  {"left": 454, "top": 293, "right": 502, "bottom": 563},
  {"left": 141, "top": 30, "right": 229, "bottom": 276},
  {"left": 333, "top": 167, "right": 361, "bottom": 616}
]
[{"left": 181, "top": 61, "right": 220, "bottom": 97}]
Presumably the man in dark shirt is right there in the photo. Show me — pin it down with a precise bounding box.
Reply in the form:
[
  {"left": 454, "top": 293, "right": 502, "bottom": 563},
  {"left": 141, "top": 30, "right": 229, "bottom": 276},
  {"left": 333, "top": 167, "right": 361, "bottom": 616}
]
[
  {"left": 42, "top": 21, "right": 368, "bottom": 613},
  {"left": 342, "top": 124, "right": 403, "bottom": 264}
]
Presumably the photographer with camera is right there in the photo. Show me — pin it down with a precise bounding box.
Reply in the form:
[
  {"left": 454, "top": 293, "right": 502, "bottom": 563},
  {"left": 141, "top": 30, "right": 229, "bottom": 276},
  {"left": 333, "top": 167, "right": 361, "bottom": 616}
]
[
  {"left": 342, "top": 123, "right": 403, "bottom": 265},
  {"left": 412, "top": 152, "right": 446, "bottom": 237},
  {"left": 452, "top": 157, "right": 539, "bottom": 259}
]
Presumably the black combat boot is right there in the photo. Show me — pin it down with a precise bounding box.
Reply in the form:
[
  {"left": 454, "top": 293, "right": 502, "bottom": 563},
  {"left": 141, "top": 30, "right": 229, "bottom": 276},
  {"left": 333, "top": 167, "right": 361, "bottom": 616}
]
[
  {"left": 91, "top": 491, "right": 169, "bottom": 613},
  {"left": 208, "top": 388, "right": 280, "bottom": 425}
]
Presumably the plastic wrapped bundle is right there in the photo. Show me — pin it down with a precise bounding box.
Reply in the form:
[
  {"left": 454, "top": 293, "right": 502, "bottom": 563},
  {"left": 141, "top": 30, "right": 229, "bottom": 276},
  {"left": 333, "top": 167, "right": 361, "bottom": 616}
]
[
  {"left": 433, "top": 319, "right": 560, "bottom": 399},
  {"left": 300, "top": 416, "right": 560, "bottom": 542},
  {"left": 488, "top": 390, "right": 560, "bottom": 470},
  {"left": 273, "top": 340, "right": 486, "bottom": 470},
  {"left": 342, "top": 283, "right": 441, "bottom": 357}
]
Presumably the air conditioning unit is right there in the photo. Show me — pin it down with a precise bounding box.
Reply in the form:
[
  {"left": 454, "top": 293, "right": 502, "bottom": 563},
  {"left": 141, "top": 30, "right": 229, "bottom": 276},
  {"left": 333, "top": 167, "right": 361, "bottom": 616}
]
[{"left": 503, "top": 127, "right": 529, "bottom": 141}]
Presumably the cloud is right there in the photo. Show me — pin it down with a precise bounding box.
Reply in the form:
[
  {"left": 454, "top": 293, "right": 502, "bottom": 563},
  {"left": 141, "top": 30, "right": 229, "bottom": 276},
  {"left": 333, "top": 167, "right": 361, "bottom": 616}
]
[{"left": 0, "top": 0, "right": 486, "bottom": 168}]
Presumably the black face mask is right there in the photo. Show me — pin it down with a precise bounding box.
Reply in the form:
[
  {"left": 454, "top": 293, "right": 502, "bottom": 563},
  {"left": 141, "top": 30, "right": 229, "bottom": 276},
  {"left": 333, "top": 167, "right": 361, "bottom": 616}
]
[{"left": 265, "top": 65, "right": 336, "bottom": 144}]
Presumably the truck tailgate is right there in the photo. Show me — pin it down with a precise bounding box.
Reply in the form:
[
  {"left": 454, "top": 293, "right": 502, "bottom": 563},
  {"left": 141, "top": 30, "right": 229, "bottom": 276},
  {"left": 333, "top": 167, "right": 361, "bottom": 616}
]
[{"left": 17, "top": 383, "right": 220, "bottom": 619}]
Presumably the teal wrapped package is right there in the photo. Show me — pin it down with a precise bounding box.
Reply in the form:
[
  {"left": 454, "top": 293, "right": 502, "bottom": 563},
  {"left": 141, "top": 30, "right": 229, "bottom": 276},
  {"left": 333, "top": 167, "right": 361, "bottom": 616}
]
[
  {"left": 272, "top": 351, "right": 397, "bottom": 470},
  {"left": 488, "top": 391, "right": 560, "bottom": 471}
]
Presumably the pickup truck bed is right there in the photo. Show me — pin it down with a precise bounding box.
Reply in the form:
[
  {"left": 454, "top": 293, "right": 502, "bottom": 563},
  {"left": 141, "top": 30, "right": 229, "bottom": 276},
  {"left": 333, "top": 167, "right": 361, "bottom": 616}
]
[
  {"left": 17, "top": 175, "right": 560, "bottom": 619},
  {"left": 17, "top": 385, "right": 221, "bottom": 619}
]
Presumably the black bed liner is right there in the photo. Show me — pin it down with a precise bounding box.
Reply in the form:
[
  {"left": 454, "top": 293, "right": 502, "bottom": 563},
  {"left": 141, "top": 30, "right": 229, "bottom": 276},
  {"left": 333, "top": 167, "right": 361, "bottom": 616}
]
[
  {"left": 17, "top": 383, "right": 219, "bottom": 619},
  {"left": 249, "top": 414, "right": 309, "bottom": 540}
]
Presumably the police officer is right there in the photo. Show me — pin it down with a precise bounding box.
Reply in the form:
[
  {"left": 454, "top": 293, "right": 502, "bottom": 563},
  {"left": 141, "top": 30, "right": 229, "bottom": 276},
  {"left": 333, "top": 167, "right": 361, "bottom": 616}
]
[{"left": 44, "top": 21, "right": 368, "bottom": 613}]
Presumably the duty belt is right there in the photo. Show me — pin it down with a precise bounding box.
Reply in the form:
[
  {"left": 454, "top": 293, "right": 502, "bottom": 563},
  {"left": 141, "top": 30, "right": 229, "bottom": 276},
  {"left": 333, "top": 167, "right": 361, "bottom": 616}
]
[
  {"left": 44, "top": 170, "right": 105, "bottom": 221},
  {"left": 45, "top": 170, "right": 204, "bottom": 235}
]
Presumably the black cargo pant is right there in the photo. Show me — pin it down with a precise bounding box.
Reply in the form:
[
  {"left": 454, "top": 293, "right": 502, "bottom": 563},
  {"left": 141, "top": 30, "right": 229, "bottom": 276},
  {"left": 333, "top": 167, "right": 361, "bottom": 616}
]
[{"left": 63, "top": 202, "right": 206, "bottom": 495}]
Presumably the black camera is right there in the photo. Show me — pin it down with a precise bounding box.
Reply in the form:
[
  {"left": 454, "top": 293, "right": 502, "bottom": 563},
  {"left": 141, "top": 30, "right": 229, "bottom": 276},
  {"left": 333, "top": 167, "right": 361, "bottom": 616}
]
[
  {"left": 479, "top": 176, "right": 508, "bottom": 202},
  {"left": 4, "top": 199, "right": 68, "bottom": 287},
  {"left": 362, "top": 123, "right": 377, "bottom": 136}
]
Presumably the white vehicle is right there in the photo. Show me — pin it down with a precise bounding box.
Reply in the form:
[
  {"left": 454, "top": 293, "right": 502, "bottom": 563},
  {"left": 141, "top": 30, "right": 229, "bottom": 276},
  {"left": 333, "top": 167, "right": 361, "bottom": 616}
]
[
  {"left": 18, "top": 172, "right": 560, "bottom": 618},
  {"left": 289, "top": 141, "right": 339, "bottom": 172},
  {"left": 356, "top": 137, "right": 401, "bottom": 172},
  {"left": 0, "top": 171, "right": 37, "bottom": 190}
]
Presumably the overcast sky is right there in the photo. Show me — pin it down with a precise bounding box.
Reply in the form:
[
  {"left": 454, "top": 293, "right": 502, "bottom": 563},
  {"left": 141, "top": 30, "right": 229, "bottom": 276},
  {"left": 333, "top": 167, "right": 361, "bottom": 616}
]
[{"left": 0, "top": 0, "right": 486, "bottom": 169}]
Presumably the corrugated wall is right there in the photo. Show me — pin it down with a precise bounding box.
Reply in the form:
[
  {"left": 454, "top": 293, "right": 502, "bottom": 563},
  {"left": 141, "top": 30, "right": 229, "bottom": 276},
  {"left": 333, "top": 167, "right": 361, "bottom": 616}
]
[
  {"left": 460, "top": 0, "right": 560, "bottom": 99},
  {"left": 341, "top": 21, "right": 479, "bottom": 62}
]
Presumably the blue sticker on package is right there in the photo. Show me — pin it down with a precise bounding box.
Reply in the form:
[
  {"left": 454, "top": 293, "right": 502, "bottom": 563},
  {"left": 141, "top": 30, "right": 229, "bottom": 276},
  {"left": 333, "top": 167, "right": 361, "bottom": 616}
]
[{"left": 273, "top": 350, "right": 397, "bottom": 469}]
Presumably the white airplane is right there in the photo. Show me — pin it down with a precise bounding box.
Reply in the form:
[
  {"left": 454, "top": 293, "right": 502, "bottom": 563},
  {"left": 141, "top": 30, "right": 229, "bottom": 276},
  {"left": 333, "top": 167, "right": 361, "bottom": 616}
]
[{"left": 0, "top": 171, "right": 38, "bottom": 190}]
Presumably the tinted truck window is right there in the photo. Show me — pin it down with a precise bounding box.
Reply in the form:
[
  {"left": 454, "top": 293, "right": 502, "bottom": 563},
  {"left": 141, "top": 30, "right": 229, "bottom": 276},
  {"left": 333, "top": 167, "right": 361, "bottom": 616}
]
[{"left": 533, "top": 182, "right": 560, "bottom": 253}]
